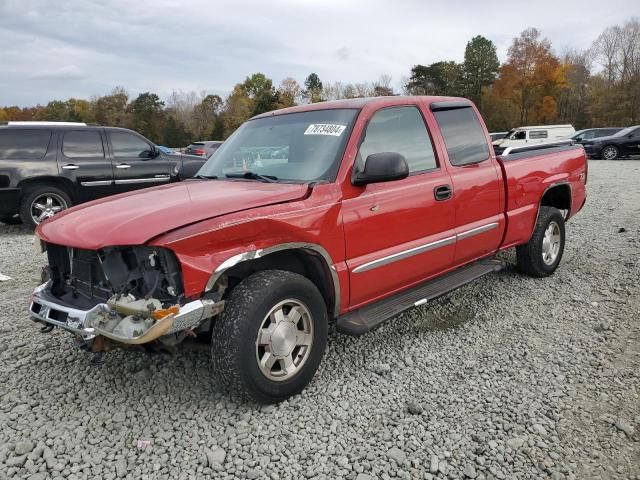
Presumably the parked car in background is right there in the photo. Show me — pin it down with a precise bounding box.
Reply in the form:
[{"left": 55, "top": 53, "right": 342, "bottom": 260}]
[
  {"left": 571, "top": 128, "right": 623, "bottom": 144},
  {"left": 0, "top": 122, "right": 208, "bottom": 227},
  {"left": 30, "top": 96, "right": 587, "bottom": 403},
  {"left": 157, "top": 145, "right": 176, "bottom": 155},
  {"left": 490, "top": 131, "right": 508, "bottom": 142},
  {"left": 185, "top": 141, "right": 223, "bottom": 158},
  {"left": 581, "top": 125, "right": 640, "bottom": 160},
  {"left": 493, "top": 125, "right": 575, "bottom": 154}
]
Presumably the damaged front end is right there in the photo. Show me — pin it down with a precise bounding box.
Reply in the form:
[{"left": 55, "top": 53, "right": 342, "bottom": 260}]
[{"left": 30, "top": 244, "right": 223, "bottom": 350}]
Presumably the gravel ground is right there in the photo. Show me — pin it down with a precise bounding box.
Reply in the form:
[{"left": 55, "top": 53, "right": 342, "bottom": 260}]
[{"left": 1, "top": 160, "right": 639, "bottom": 480}]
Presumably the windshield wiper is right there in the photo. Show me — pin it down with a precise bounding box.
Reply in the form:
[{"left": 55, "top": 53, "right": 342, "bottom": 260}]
[
  {"left": 194, "top": 174, "right": 218, "bottom": 180},
  {"left": 225, "top": 171, "right": 278, "bottom": 183}
]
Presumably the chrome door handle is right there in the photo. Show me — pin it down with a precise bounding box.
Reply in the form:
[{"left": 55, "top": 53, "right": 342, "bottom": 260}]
[
  {"left": 116, "top": 164, "right": 131, "bottom": 169},
  {"left": 62, "top": 164, "right": 79, "bottom": 170}
]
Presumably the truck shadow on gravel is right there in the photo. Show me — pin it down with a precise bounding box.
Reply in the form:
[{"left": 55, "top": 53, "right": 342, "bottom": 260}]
[{"left": 0, "top": 223, "right": 32, "bottom": 235}]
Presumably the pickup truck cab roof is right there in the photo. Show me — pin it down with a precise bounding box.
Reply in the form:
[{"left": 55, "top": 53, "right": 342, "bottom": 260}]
[{"left": 251, "top": 95, "right": 466, "bottom": 119}]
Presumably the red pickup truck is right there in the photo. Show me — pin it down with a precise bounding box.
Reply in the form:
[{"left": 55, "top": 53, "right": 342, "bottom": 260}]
[{"left": 31, "top": 96, "right": 587, "bottom": 403}]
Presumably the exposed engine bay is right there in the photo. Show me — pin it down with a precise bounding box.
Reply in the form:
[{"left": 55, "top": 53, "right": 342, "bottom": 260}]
[
  {"left": 46, "top": 244, "right": 184, "bottom": 308},
  {"left": 32, "top": 243, "right": 223, "bottom": 350}
]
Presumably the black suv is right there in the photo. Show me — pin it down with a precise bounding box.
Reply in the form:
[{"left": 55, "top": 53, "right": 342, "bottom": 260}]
[
  {"left": 581, "top": 126, "right": 640, "bottom": 160},
  {"left": 0, "top": 122, "right": 208, "bottom": 227}
]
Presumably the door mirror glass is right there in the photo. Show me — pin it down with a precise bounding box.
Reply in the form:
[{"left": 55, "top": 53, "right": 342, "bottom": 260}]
[{"left": 352, "top": 152, "right": 409, "bottom": 186}]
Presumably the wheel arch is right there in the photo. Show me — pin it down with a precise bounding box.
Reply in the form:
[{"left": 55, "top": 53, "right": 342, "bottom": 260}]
[
  {"left": 206, "top": 243, "right": 340, "bottom": 318},
  {"left": 17, "top": 176, "right": 77, "bottom": 202},
  {"left": 539, "top": 182, "right": 571, "bottom": 219}
]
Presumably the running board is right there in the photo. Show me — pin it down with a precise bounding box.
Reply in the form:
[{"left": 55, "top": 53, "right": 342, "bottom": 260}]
[{"left": 336, "top": 258, "right": 505, "bottom": 336}]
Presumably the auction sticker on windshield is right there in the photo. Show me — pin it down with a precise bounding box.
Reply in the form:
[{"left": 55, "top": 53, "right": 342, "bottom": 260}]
[{"left": 304, "top": 124, "right": 346, "bottom": 136}]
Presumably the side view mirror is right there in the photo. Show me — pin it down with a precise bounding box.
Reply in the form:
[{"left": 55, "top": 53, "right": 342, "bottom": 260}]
[
  {"left": 141, "top": 147, "right": 160, "bottom": 159},
  {"left": 352, "top": 152, "right": 409, "bottom": 186}
]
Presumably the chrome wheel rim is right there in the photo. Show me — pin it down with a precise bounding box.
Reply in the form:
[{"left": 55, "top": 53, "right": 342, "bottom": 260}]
[
  {"left": 255, "top": 299, "right": 313, "bottom": 382},
  {"left": 602, "top": 146, "right": 617, "bottom": 160},
  {"left": 31, "top": 193, "right": 67, "bottom": 224},
  {"left": 542, "top": 221, "right": 561, "bottom": 266}
]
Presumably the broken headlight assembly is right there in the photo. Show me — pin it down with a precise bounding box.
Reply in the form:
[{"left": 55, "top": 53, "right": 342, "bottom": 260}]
[{"left": 34, "top": 244, "right": 222, "bottom": 347}]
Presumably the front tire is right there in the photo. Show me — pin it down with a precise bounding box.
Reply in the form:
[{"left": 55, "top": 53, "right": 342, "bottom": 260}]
[
  {"left": 601, "top": 145, "right": 619, "bottom": 160},
  {"left": 211, "top": 270, "right": 328, "bottom": 403},
  {"left": 19, "top": 185, "right": 72, "bottom": 228},
  {"left": 516, "top": 206, "right": 565, "bottom": 277}
]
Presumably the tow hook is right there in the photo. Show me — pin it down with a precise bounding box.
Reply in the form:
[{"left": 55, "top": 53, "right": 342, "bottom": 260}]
[{"left": 39, "top": 323, "right": 55, "bottom": 333}]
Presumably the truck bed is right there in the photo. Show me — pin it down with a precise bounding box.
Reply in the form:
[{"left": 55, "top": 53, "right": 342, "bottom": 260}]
[{"left": 498, "top": 144, "right": 587, "bottom": 249}]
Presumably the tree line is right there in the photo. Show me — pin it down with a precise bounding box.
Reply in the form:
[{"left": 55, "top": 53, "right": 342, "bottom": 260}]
[{"left": 1, "top": 19, "right": 638, "bottom": 146}]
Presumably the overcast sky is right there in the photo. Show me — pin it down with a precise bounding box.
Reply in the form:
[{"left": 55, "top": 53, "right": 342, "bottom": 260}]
[{"left": 1, "top": 0, "right": 638, "bottom": 106}]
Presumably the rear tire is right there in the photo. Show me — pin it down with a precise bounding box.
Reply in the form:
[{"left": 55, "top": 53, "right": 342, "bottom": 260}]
[
  {"left": 516, "top": 206, "right": 565, "bottom": 277},
  {"left": 19, "top": 185, "right": 72, "bottom": 228},
  {"left": 601, "top": 145, "right": 619, "bottom": 160},
  {"left": 211, "top": 270, "right": 328, "bottom": 403}
]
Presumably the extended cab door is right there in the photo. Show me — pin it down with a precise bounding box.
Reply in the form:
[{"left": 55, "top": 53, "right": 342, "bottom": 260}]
[
  {"left": 107, "top": 129, "right": 173, "bottom": 193},
  {"left": 57, "top": 129, "right": 115, "bottom": 201},
  {"left": 344, "top": 104, "right": 456, "bottom": 308},
  {"left": 430, "top": 102, "right": 505, "bottom": 265}
]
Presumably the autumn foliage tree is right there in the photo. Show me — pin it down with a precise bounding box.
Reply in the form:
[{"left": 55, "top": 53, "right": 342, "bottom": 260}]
[{"left": 490, "top": 28, "right": 562, "bottom": 125}]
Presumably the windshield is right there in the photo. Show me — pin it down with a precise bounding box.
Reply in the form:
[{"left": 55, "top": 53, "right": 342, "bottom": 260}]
[
  {"left": 503, "top": 129, "right": 516, "bottom": 140},
  {"left": 197, "top": 109, "right": 358, "bottom": 182},
  {"left": 571, "top": 130, "right": 586, "bottom": 139}
]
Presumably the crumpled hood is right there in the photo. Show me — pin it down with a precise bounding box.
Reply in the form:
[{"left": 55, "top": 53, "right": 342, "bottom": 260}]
[{"left": 37, "top": 180, "right": 309, "bottom": 250}]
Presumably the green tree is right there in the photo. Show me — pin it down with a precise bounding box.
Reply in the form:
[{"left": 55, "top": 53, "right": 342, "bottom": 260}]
[
  {"left": 162, "top": 115, "right": 190, "bottom": 147},
  {"left": 463, "top": 35, "right": 500, "bottom": 107},
  {"left": 239, "top": 73, "right": 279, "bottom": 116},
  {"left": 35, "top": 100, "right": 71, "bottom": 121},
  {"left": 191, "top": 94, "right": 223, "bottom": 139},
  {"left": 221, "top": 85, "right": 254, "bottom": 138},
  {"left": 406, "top": 61, "right": 464, "bottom": 96},
  {"left": 94, "top": 87, "right": 129, "bottom": 126},
  {"left": 127, "top": 92, "right": 165, "bottom": 142},
  {"left": 304, "top": 73, "right": 323, "bottom": 102}
]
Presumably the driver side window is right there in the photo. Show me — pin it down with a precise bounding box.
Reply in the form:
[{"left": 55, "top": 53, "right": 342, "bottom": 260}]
[
  {"left": 513, "top": 131, "right": 526, "bottom": 140},
  {"left": 110, "top": 131, "right": 153, "bottom": 158},
  {"left": 357, "top": 106, "right": 437, "bottom": 174}
]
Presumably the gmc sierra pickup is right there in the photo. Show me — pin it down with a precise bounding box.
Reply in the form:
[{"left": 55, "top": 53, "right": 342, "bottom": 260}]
[{"left": 30, "top": 96, "right": 587, "bottom": 403}]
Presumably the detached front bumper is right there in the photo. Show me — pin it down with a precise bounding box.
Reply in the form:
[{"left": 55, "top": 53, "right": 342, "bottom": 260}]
[{"left": 30, "top": 281, "right": 223, "bottom": 345}]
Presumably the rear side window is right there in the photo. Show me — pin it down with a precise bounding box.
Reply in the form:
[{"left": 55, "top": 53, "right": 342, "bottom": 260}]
[
  {"left": 110, "top": 131, "right": 153, "bottom": 158},
  {"left": 358, "top": 106, "right": 437, "bottom": 174},
  {"left": 433, "top": 107, "right": 489, "bottom": 166},
  {"left": 63, "top": 131, "right": 104, "bottom": 158},
  {"left": 0, "top": 130, "right": 52, "bottom": 160},
  {"left": 529, "top": 130, "right": 548, "bottom": 139}
]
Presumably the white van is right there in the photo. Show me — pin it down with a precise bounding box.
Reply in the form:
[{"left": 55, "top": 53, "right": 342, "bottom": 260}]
[{"left": 493, "top": 125, "right": 575, "bottom": 152}]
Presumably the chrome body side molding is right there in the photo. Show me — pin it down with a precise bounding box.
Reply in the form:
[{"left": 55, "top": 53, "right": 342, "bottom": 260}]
[
  {"left": 456, "top": 222, "right": 499, "bottom": 240},
  {"left": 353, "top": 236, "right": 456, "bottom": 273},
  {"left": 353, "top": 222, "right": 500, "bottom": 274}
]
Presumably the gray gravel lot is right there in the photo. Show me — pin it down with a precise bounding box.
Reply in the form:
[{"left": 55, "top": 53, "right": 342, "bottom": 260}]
[{"left": 1, "top": 160, "right": 639, "bottom": 480}]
